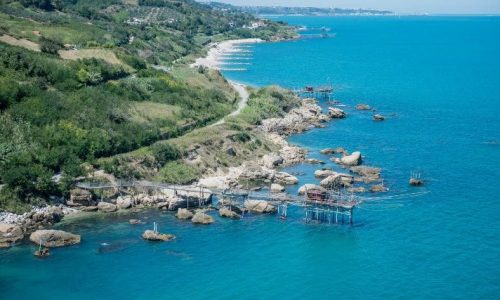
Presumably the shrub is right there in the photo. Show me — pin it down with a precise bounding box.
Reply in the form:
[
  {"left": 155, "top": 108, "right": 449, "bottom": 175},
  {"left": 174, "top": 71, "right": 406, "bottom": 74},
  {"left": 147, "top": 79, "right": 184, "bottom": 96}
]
[{"left": 157, "top": 161, "right": 199, "bottom": 184}]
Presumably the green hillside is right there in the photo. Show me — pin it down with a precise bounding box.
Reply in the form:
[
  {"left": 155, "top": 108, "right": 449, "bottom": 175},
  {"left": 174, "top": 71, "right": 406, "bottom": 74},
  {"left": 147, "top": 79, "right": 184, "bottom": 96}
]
[{"left": 0, "top": 0, "right": 296, "bottom": 212}]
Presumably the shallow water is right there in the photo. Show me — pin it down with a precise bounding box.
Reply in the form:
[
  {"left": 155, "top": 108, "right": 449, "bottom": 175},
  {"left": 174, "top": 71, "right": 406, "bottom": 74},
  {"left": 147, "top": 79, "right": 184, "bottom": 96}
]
[{"left": 2, "top": 16, "right": 500, "bottom": 299}]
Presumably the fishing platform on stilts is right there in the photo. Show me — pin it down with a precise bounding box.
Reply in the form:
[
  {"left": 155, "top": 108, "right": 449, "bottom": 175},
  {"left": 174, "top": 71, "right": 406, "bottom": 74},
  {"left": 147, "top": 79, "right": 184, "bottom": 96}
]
[
  {"left": 294, "top": 85, "right": 334, "bottom": 100},
  {"left": 76, "top": 180, "right": 359, "bottom": 225}
]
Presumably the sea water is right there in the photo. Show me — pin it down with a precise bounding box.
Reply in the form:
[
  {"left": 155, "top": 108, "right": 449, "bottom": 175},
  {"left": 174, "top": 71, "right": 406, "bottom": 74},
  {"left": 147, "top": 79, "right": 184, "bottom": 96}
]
[{"left": 1, "top": 16, "right": 499, "bottom": 299}]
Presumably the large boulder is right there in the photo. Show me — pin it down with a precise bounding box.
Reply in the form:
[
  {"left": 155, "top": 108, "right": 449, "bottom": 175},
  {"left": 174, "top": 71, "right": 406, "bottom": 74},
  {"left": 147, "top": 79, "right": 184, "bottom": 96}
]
[
  {"left": 142, "top": 230, "right": 175, "bottom": 242},
  {"left": 191, "top": 211, "right": 215, "bottom": 224},
  {"left": 328, "top": 107, "right": 346, "bottom": 119},
  {"left": 219, "top": 207, "right": 241, "bottom": 219},
  {"left": 0, "top": 223, "right": 24, "bottom": 248},
  {"left": 29, "top": 230, "right": 80, "bottom": 247},
  {"left": 176, "top": 208, "right": 194, "bottom": 220},
  {"left": 409, "top": 178, "right": 424, "bottom": 186},
  {"left": 68, "top": 188, "right": 93, "bottom": 207},
  {"left": 261, "top": 154, "right": 284, "bottom": 169},
  {"left": 270, "top": 183, "right": 285, "bottom": 193},
  {"left": 244, "top": 200, "right": 276, "bottom": 214},
  {"left": 97, "top": 202, "right": 117, "bottom": 213},
  {"left": 273, "top": 172, "right": 299, "bottom": 185},
  {"left": 298, "top": 184, "right": 327, "bottom": 195},
  {"left": 340, "top": 151, "right": 362, "bottom": 166},
  {"left": 320, "top": 173, "right": 354, "bottom": 188},
  {"left": 116, "top": 197, "right": 132, "bottom": 210}
]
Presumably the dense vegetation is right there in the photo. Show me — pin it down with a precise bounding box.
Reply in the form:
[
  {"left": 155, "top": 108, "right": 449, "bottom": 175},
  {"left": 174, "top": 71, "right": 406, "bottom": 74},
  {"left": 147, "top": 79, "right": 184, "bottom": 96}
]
[{"left": 0, "top": 0, "right": 295, "bottom": 212}]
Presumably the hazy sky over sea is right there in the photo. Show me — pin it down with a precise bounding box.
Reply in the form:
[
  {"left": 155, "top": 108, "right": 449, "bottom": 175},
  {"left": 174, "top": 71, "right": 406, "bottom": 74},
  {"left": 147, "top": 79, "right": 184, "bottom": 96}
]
[{"left": 211, "top": 0, "right": 500, "bottom": 14}]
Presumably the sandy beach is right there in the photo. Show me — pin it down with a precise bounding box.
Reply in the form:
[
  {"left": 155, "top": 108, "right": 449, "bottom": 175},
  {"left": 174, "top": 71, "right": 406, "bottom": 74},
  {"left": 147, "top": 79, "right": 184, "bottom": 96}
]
[{"left": 191, "top": 38, "right": 263, "bottom": 70}]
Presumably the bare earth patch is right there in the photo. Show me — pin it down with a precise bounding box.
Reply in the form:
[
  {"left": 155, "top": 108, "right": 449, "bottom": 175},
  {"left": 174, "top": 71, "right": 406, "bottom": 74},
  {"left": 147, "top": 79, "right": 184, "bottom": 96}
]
[{"left": 0, "top": 34, "right": 40, "bottom": 52}]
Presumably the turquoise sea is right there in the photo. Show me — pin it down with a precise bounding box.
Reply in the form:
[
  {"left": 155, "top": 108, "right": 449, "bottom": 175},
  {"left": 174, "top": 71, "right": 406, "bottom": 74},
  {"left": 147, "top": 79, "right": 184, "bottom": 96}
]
[{"left": 1, "top": 16, "right": 500, "bottom": 299}]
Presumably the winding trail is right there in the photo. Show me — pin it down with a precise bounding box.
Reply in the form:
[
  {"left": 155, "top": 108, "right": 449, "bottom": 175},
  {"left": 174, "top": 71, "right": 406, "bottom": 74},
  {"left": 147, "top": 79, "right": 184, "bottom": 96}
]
[{"left": 210, "top": 81, "right": 249, "bottom": 127}]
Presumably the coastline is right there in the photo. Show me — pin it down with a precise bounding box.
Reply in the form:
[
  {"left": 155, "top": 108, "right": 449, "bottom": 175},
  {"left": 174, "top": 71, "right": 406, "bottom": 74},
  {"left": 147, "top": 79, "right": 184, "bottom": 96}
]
[{"left": 1, "top": 37, "right": 362, "bottom": 248}]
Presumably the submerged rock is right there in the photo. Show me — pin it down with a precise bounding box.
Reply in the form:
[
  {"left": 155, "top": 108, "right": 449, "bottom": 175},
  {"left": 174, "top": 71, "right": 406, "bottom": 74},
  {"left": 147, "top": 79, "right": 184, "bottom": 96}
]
[
  {"left": 356, "top": 104, "right": 371, "bottom": 111},
  {"left": 347, "top": 187, "right": 367, "bottom": 193},
  {"left": 304, "top": 158, "right": 325, "bottom": 164},
  {"left": 350, "top": 166, "right": 381, "bottom": 183},
  {"left": 176, "top": 208, "right": 194, "bottom": 220},
  {"left": 142, "top": 230, "right": 175, "bottom": 242},
  {"left": 219, "top": 207, "right": 241, "bottom": 219},
  {"left": 0, "top": 223, "right": 24, "bottom": 248},
  {"left": 244, "top": 200, "right": 276, "bottom": 214},
  {"left": 30, "top": 230, "right": 81, "bottom": 247},
  {"left": 370, "top": 184, "right": 388, "bottom": 193},
  {"left": 191, "top": 211, "right": 215, "bottom": 224},
  {"left": 129, "top": 219, "right": 142, "bottom": 225},
  {"left": 320, "top": 147, "right": 346, "bottom": 155},
  {"left": 340, "top": 151, "right": 362, "bottom": 166},
  {"left": 97, "top": 202, "right": 117, "bottom": 213}
]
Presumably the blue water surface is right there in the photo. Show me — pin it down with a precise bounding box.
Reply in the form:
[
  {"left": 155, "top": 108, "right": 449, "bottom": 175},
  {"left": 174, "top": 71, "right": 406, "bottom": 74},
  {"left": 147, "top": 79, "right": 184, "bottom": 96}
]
[{"left": 1, "top": 16, "right": 499, "bottom": 299}]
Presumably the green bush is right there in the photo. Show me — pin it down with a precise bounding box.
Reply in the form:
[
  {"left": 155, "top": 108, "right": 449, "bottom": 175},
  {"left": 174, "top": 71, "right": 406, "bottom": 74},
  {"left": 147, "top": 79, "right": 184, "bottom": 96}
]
[{"left": 157, "top": 161, "right": 199, "bottom": 184}]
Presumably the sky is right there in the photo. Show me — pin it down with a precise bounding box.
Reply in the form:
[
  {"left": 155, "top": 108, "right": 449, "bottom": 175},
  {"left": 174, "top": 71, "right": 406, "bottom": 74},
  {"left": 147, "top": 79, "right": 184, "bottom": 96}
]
[{"left": 212, "top": 0, "right": 500, "bottom": 14}]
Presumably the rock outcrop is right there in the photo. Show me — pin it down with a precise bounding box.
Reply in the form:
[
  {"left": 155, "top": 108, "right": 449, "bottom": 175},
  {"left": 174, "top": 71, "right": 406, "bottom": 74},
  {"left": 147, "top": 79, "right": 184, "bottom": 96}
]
[
  {"left": 68, "top": 188, "right": 94, "bottom": 207},
  {"left": 274, "top": 172, "right": 299, "bottom": 185},
  {"left": 97, "top": 202, "right": 117, "bottom": 213},
  {"left": 29, "top": 230, "right": 81, "bottom": 247},
  {"left": 319, "top": 173, "right": 354, "bottom": 188},
  {"left": 244, "top": 200, "right": 276, "bottom": 214},
  {"left": 314, "top": 169, "right": 335, "bottom": 178},
  {"left": 350, "top": 166, "right": 381, "bottom": 183},
  {"left": 191, "top": 211, "right": 215, "bottom": 224},
  {"left": 270, "top": 183, "right": 285, "bottom": 193},
  {"left": 0, "top": 223, "right": 23, "bottom": 248},
  {"left": 142, "top": 230, "right": 175, "bottom": 242},
  {"left": 116, "top": 196, "right": 132, "bottom": 210},
  {"left": 176, "top": 208, "right": 194, "bottom": 220},
  {"left": 328, "top": 107, "right": 346, "bottom": 119},
  {"left": 219, "top": 207, "right": 241, "bottom": 219},
  {"left": 298, "top": 184, "right": 327, "bottom": 195},
  {"left": 261, "top": 154, "right": 284, "bottom": 169}
]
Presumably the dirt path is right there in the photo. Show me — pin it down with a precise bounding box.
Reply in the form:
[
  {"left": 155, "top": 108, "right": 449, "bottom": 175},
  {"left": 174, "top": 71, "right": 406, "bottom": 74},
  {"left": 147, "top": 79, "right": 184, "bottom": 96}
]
[{"left": 210, "top": 81, "right": 249, "bottom": 127}]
